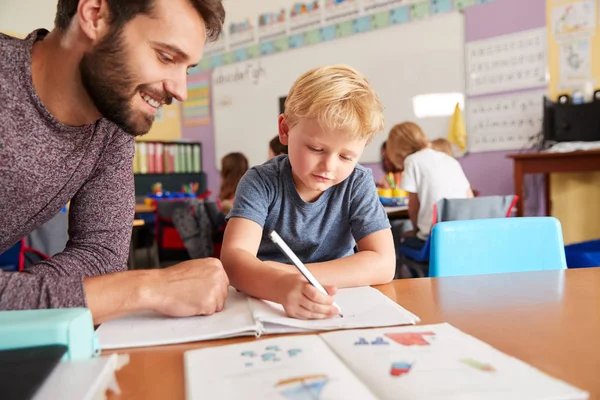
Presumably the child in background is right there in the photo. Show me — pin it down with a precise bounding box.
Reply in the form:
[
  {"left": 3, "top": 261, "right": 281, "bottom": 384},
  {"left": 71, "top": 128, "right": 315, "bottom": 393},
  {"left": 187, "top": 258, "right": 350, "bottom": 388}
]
[
  {"left": 268, "top": 135, "right": 288, "bottom": 160},
  {"left": 430, "top": 138, "right": 455, "bottom": 158},
  {"left": 222, "top": 65, "right": 395, "bottom": 320},
  {"left": 387, "top": 122, "right": 472, "bottom": 250},
  {"left": 377, "top": 141, "right": 402, "bottom": 189},
  {"left": 219, "top": 152, "right": 249, "bottom": 215}
]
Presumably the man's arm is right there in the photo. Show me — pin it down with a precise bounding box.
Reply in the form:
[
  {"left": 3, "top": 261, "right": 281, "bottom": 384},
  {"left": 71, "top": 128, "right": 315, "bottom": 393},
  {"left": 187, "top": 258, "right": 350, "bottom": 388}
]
[
  {"left": 1, "top": 258, "right": 230, "bottom": 325},
  {"left": 27, "top": 132, "right": 135, "bottom": 278},
  {"left": 0, "top": 271, "right": 86, "bottom": 310},
  {"left": 84, "top": 258, "right": 229, "bottom": 324}
]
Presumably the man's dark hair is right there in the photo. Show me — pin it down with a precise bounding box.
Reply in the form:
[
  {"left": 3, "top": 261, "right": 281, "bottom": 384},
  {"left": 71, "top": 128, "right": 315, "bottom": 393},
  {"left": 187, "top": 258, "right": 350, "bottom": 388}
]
[{"left": 55, "top": 0, "right": 225, "bottom": 41}]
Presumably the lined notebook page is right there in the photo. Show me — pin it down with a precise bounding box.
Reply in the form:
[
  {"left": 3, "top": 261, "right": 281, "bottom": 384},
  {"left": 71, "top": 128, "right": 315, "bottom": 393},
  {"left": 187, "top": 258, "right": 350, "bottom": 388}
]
[
  {"left": 97, "top": 288, "right": 257, "bottom": 349},
  {"left": 249, "top": 286, "right": 419, "bottom": 333}
]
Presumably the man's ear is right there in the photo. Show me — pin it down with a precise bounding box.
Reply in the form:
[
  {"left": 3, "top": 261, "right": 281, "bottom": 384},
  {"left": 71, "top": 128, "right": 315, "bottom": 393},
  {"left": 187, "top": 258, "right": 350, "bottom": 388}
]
[
  {"left": 278, "top": 114, "right": 290, "bottom": 145},
  {"left": 77, "top": 0, "right": 112, "bottom": 43}
]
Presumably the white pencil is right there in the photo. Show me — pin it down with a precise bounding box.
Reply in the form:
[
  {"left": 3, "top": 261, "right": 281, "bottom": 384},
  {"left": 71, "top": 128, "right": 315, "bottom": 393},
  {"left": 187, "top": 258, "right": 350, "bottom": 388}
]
[{"left": 269, "top": 230, "right": 343, "bottom": 318}]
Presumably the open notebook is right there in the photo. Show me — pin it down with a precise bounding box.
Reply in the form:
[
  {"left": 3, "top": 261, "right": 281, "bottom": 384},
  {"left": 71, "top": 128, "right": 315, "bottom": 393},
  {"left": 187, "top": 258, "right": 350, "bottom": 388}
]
[
  {"left": 184, "top": 323, "right": 589, "bottom": 400},
  {"left": 97, "top": 286, "right": 419, "bottom": 350}
]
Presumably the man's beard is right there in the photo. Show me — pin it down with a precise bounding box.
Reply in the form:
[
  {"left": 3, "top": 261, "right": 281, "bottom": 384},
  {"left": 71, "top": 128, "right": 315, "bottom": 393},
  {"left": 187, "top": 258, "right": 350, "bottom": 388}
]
[{"left": 79, "top": 28, "right": 169, "bottom": 136}]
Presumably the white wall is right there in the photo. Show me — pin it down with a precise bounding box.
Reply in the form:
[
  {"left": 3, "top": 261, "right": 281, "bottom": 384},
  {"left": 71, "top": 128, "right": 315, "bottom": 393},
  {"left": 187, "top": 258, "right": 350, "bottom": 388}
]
[
  {"left": 223, "top": 0, "right": 298, "bottom": 26},
  {"left": 0, "top": 0, "right": 56, "bottom": 35},
  {"left": 0, "top": 0, "right": 291, "bottom": 35}
]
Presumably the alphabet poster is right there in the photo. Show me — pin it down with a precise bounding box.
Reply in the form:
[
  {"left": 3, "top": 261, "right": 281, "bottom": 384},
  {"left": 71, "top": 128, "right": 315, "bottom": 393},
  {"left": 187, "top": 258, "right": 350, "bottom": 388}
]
[
  {"left": 466, "top": 28, "right": 548, "bottom": 96},
  {"left": 467, "top": 89, "right": 546, "bottom": 152}
]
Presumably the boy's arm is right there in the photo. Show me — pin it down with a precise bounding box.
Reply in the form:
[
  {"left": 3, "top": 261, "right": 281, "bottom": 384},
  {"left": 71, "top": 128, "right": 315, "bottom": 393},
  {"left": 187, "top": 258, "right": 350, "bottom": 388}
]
[
  {"left": 305, "top": 228, "right": 396, "bottom": 287},
  {"left": 220, "top": 217, "right": 287, "bottom": 303},
  {"left": 221, "top": 218, "right": 338, "bottom": 319}
]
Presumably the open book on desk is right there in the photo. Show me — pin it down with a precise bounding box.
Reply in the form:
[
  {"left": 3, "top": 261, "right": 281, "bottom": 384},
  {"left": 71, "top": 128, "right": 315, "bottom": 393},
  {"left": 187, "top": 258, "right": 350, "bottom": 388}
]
[
  {"left": 97, "top": 286, "right": 419, "bottom": 350},
  {"left": 184, "top": 323, "right": 589, "bottom": 400}
]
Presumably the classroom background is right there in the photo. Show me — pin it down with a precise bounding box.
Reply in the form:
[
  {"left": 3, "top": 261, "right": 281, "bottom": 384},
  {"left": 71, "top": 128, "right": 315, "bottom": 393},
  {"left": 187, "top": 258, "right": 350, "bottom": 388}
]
[{"left": 2, "top": 0, "right": 599, "bottom": 248}]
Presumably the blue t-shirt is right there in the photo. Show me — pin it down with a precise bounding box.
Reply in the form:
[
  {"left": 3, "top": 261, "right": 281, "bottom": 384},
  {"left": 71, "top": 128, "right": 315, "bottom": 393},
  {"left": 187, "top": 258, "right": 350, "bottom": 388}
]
[{"left": 227, "top": 155, "right": 391, "bottom": 263}]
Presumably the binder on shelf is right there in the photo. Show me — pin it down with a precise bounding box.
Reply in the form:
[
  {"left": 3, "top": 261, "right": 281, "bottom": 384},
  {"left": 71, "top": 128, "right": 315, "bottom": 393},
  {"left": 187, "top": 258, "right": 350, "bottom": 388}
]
[{"left": 132, "top": 141, "right": 203, "bottom": 175}]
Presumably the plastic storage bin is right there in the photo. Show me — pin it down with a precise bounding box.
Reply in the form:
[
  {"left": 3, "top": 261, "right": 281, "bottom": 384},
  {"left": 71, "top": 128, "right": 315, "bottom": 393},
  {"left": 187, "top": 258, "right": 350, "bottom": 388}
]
[{"left": 564, "top": 239, "right": 600, "bottom": 269}]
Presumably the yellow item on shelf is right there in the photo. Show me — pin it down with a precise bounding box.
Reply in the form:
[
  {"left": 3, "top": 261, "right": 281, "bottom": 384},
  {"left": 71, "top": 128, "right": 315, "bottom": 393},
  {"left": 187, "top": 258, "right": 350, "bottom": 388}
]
[
  {"left": 378, "top": 188, "right": 392, "bottom": 198},
  {"left": 447, "top": 102, "right": 467, "bottom": 154},
  {"left": 392, "top": 189, "right": 408, "bottom": 198}
]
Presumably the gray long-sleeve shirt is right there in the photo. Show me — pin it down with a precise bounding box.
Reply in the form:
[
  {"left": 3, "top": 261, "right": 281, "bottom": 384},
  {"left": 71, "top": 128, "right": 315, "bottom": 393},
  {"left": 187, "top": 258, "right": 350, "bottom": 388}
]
[{"left": 0, "top": 30, "right": 135, "bottom": 309}]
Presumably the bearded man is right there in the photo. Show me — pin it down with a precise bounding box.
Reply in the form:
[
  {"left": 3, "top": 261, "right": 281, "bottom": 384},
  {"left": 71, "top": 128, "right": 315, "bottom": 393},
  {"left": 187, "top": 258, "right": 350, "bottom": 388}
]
[{"left": 0, "top": 0, "right": 230, "bottom": 324}]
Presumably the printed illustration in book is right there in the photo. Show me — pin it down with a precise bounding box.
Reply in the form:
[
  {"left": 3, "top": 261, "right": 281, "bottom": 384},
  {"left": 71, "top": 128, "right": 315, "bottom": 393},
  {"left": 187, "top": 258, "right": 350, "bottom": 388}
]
[{"left": 184, "top": 323, "right": 589, "bottom": 400}]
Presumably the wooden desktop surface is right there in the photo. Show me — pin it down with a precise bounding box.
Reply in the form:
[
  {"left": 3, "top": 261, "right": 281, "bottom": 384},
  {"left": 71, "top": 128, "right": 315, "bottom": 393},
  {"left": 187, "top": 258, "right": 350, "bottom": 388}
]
[
  {"left": 106, "top": 268, "right": 600, "bottom": 400},
  {"left": 507, "top": 149, "right": 600, "bottom": 216}
]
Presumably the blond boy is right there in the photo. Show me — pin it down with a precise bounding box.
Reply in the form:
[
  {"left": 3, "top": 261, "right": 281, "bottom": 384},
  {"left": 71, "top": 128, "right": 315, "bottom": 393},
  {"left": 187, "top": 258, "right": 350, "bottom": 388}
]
[{"left": 221, "top": 65, "right": 395, "bottom": 320}]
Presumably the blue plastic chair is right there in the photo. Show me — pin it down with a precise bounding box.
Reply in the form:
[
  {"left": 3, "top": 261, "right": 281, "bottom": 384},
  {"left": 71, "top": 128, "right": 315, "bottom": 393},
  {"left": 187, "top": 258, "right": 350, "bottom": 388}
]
[
  {"left": 429, "top": 217, "right": 567, "bottom": 277},
  {"left": 398, "top": 195, "right": 518, "bottom": 263}
]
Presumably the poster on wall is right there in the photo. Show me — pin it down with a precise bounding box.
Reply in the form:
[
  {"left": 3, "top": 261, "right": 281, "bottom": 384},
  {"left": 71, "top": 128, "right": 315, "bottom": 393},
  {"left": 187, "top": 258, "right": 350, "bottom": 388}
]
[
  {"left": 362, "top": 0, "right": 407, "bottom": 13},
  {"left": 183, "top": 73, "right": 211, "bottom": 126},
  {"left": 228, "top": 19, "right": 256, "bottom": 49},
  {"left": 467, "top": 89, "right": 546, "bottom": 152},
  {"left": 289, "top": 1, "right": 323, "bottom": 34},
  {"left": 466, "top": 27, "right": 548, "bottom": 96},
  {"left": 323, "top": 0, "right": 362, "bottom": 23},
  {"left": 558, "top": 37, "right": 592, "bottom": 89},
  {"left": 257, "top": 9, "right": 287, "bottom": 42},
  {"left": 551, "top": 0, "right": 596, "bottom": 40}
]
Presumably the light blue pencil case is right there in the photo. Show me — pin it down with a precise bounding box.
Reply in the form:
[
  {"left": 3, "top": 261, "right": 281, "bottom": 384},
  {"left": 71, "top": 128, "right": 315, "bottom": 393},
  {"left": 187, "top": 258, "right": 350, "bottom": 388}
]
[{"left": 0, "top": 308, "right": 100, "bottom": 360}]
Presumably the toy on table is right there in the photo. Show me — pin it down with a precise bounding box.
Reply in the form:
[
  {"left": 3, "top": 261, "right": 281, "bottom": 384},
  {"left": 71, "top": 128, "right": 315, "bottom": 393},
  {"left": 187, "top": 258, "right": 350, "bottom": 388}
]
[
  {"left": 378, "top": 172, "right": 408, "bottom": 206},
  {"left": 144, "top": 182, "right": 199, "bottom": 206}
]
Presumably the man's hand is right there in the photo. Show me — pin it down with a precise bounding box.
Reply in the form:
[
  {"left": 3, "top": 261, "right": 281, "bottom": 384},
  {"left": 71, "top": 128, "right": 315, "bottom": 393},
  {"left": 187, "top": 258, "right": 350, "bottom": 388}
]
[
  {"left": 149, "top": 258, "right": 230, "bottom": 317},
  {"left": 85, "top": 258, "right": 230, "bottom": 325}
]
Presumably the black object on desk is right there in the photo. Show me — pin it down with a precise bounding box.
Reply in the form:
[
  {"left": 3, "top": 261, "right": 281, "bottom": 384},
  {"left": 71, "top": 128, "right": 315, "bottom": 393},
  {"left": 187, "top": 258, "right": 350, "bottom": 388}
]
[{"left": 0, "top": 344, "right": 67, "bottom": 400}]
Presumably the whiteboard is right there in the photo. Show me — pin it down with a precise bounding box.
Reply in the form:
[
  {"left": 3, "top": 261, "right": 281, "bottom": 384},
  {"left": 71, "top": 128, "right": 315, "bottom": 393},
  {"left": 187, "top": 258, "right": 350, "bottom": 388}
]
[{"left": 212, "top": 12, "right": 465, "bottom": 168}]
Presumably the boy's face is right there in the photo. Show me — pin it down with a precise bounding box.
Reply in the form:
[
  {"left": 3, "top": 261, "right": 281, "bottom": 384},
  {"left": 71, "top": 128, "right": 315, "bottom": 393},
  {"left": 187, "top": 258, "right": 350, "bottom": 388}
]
[{"left": 279, "top": 116, "right": 367, "bottom": 201}]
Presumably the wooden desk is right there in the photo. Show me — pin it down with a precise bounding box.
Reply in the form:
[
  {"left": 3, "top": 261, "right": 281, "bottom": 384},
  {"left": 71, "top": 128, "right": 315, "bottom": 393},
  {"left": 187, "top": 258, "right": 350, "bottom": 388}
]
[
  {"left": 132, "top": 219, "right": 145, "bottom": 227},
  {"left": 105, "top": 268, "right": 600, "bottom": 400},
  {"left": 128, "top": 219, "right": 146, "bottom": 269},
  {"left": 135, "top": 203, "right": 155, "bottom": 214},
  {"left": 384, "top": 205, "right": 408, "bottom": 219},
  {"left": 507, "top": 150, "right": 600, "bottom": 217}
]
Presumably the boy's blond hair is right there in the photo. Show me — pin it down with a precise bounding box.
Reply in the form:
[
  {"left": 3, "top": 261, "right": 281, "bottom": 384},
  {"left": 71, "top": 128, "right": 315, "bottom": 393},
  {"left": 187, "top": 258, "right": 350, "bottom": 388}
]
[
  {"left": 284, "top": 65, "right": 385, "bottom": 142},
  {"left": 430, "top": 138, "right": 455, "bottom": 158},
  {"left": 387, "top": 122, "right": 429, "bottom": 169}
]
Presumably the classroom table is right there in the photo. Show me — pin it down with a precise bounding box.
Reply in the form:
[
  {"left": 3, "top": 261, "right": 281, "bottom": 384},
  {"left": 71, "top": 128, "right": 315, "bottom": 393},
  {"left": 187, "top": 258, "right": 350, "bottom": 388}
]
[
  {"left": 384, "top": 205, "right": 408, "bottom": 219},
  {"left": 105, "top": 268, "right": 600, "bottom": 400},
  {"left": 128, "top": 219, "right": 146, "bottom": 269},
  {"left": 135, "top": 203, "right": 156, "bottom": 214},
  {"left": 507, "top": 149, "right": 600, "bottom": 217}
]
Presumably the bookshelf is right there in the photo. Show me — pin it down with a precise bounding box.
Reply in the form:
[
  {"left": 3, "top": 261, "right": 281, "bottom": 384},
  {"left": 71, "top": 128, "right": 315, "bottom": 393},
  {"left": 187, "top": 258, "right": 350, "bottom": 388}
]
[{"left": 133, "top": 141, "right": 207, "bottom": 197}]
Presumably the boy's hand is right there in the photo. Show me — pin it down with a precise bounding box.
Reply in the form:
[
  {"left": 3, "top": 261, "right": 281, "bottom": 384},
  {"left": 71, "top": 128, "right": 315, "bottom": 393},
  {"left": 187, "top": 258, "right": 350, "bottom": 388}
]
[{"left": 277, "top": 274, "right": 339, "bottom": 320}]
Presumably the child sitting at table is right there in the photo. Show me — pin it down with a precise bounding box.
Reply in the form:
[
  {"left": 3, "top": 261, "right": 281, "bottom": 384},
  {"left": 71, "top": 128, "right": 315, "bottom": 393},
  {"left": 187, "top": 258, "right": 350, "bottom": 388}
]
[
  {"left": 268, "top": 135, "right": 288, "bottom": 160},
  {"left": 386, "top": 122, "right": 472, "bottom": 250},
  {"left": 221, "top": 65, "right": 395, "bottom": 320},
  {"left": 219, "top": 152, "right": 249, "bottom": 215},
  {"left": 430, "top": 138, "right": 455, "bottom": 158}
]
